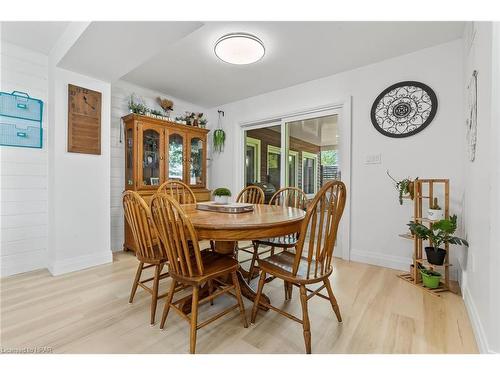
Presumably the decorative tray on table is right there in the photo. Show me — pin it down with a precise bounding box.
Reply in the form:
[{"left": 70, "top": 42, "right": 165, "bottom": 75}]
[{"left": 195, "top": 202, "right": 254, "bottom": 214}]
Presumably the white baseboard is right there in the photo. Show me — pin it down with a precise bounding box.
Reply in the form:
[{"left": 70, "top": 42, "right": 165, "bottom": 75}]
[
  {"left": 0, "top": 249, "right": 47, "bottom": 277},
  {"left": 462, "top": 285, "right": 497, "bottom": 354},
  {"left": 350, "top": 248, "right": 459, "bottom": 280},
  {"left": 350, "top": 248, "right": 411, "bottom": 271},
  {"left": 48, "top": 251, "right": 113, "bottom": 276}
]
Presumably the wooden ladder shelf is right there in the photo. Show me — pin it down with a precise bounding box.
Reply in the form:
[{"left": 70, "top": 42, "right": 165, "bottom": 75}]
[{"left": 397, "top": 178, "right": 456, "bottom": 297}]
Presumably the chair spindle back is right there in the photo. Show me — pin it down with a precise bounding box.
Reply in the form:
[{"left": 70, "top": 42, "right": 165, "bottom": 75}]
[
  {"left": 150, "top": 193, "right": 204, "bottom": 278},
  {"left": 269, "top": 187, "right": 308, "bottom": 210},
  {"left": 293, "top": 181, "right": 346, "bottom": 279},
  {"left": 157, "top": 180, "right": 197, "bottom": 204},
  {"left": 236, "top": 186, "right": 265, "bottom": 204},
  {"left": 122, "top": 191, "right": 166, "bottom": 262}
]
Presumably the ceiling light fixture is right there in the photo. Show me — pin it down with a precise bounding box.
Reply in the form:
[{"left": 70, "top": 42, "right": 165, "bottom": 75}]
[{"left": 214, "top": 33, "right": 265, "bottom": 65}]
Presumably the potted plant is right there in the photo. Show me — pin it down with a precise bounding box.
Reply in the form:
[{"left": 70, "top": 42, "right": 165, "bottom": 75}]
[
  {"left": 427, "top": 197, "right": 444, "bottom": 220},
  {"left": 420, "top": 267, "right": 442, "bottom": 289},
  {"left": 213, "top": 128, "right": 226, "bottom": 152},
  {"left": 213, "top": 187, "right": 231, "bottom": 204},
  {"left": 407, "top": 215, "right": 469, "bottom": 265},
  {"left": 386, "top": 170, "right": 418, "bottom": 205},
  {"left": 128, "top": 100, "right": 148, "bottom": 115},
  {"left": 199, "top": 117, "right": 208, "bottom": 128}
]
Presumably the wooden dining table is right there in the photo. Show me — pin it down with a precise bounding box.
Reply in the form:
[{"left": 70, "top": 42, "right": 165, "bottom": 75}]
[{"left": 182, "top": 203, "right": 306, "bottom": 306}]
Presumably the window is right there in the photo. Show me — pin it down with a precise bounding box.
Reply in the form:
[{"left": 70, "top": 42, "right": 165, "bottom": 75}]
[
  {"left": 288, "top": 150, "right": 299, "bottom": 187},
  {"left": 302, "top": 151, "right": 318, "bottom": 196},
  {"left": 267, "top": 145, "right": 281, "bottom": 188},
  {"left": 245, "top": 137, "right": 261, "bottom": 184}
]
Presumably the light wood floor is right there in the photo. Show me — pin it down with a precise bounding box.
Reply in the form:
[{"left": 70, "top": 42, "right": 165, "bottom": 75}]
[{"left": 0, "top": 248, "right": 477, "bottom": 354}]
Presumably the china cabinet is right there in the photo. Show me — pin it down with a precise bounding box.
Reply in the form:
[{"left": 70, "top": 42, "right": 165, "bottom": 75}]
[{"left": 122, "top": 113, "right": 210, "bottom": 251}]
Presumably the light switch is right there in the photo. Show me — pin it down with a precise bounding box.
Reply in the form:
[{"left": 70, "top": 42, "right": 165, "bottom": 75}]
[{"left": 365, "top": 153, "right": 382, "bottom": 164}]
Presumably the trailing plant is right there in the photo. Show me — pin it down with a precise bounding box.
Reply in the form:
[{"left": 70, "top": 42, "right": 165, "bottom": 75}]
[
  {"left": 386, "top": 170, "right": 418, "bottom": 205},
  {"left": 429, "top": 197, "right": 441, "bottom": 210},
  {"left": 213, "top": 187, "right": 231, "bottom": 197},
  {"left": 213, "top": 128, "right": 226, "bottom": 152},
  {"left": 407, "top": 215, "right": 469, "bottom": 251},
  {"left": 213, "top": 110, "right": 226, "bottom": 153}
]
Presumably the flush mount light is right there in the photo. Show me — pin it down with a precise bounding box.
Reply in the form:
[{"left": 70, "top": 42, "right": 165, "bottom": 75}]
[{"left": 214, "top": 33, "right": 265, "bottom": 65}]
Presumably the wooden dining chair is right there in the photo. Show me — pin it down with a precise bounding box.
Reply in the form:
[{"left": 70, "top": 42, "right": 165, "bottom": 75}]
[
  {"left": 122, "top": 191, "right": 170, "bottom": 326},
  {"left": 150, "top": 193, "right": 248, "bottom": 354},
  {"left": 157, "top": 180, "right": 197, "bottom": 204},
  {"left": 250, "top": 180, "right": 347, "bottom": 354},
  {"left": 236, "top": 185, "right": 265, "bottom": 204},
  {"left": 245, "top": 187, "right": 308, "bottom": 285}
]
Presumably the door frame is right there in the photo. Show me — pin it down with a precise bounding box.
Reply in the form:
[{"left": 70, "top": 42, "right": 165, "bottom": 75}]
[
  {"left": 301, "top": 150, "right": 319, "bottom": 198},
  {"left": 237, "top": 98, "right": 352, "bottom": 261}
]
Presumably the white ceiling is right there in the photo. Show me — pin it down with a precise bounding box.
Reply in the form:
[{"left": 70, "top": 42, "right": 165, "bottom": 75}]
[
  {"left": 122, "top": 21, "right": 464, "bottom": 107},
  {"left": 58, "top": 22, "right": 203, "bottom": 82},
  {"left": 1, "top": 21, "right": 464, "bottom": 107},
  {"left": 1, "top": 21, "right": 70, "bottom": 54}
]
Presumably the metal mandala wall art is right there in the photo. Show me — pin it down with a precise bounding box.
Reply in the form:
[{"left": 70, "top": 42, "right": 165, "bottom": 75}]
[{"left": 370, "top": 81, "right": 438, "bottom": 138}]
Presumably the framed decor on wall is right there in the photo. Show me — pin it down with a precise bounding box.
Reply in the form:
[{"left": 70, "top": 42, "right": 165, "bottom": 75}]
[
  {"left": 370, "top": 81, "right": 438, "bottom": 138},
  {"left": 68, "top": 84, "right": 102, "bottom": 154}
]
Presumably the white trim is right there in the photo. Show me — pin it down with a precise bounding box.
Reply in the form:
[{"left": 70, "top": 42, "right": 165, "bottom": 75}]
[
  {"left": 462, "top": 285, "right": 496, "bottom": 354},
  {"left": 301, "top": 151, "right": 318, "bottom": 197},
  {"left": 0, "top": 250, "right": 47, "bottom": 277},
  {"left": 48, "top": 251, "right": 113, "bottom": 276},
  {"left": 237, "top": 98, "right": 352, "bottom": 262},
  {"left": 288, "top": 150, "right": 299, "bottom": 187},
  {"left": 245, "top": 137, "right": 261, "bottom": 183},
  {"left": 350, "top": 249, "right": 411, "bottom": 272}
]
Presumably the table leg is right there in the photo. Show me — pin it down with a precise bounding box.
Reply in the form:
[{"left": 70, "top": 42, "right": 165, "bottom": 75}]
[{"left": 214, "top": 241, "right": 270, "bottom": 310}]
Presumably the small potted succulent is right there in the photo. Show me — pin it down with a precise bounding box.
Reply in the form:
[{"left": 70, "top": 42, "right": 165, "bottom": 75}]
[
  {"left": 213, "top": 187, "right": 231, "bottom": 205},
  {"left": 427, "top": 197, "right": 444, "bottom": 221},
  {"left": 387, "top": 170, "right": 418, "bottom": 205},
  {"left": 407, "top": 215, "right": 469, "bottom": 265},
  {"left": 420, "top": 267, "right": 442, "bottom": 289}
]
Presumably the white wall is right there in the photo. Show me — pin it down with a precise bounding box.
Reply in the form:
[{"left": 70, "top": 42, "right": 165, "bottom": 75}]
[
  {"left": 47, "top": 67, "right": 112, "bottom": 275},
  {"left": 208, "top": 40, "right": 465, "bottom": 273},
  {"left": 461, "top": 21, "right": 500, "bottom": 354},
  {"left": 0, "top": 42, "right": 49, "bottom": 277},
  {"left": 110, "top": 80, "right": 208, "bottom": 251}
]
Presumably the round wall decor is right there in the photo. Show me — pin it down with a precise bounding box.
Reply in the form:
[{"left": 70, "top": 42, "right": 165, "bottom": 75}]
[{"left": 370, "top": 81, "right": 437, "bottom": 138}]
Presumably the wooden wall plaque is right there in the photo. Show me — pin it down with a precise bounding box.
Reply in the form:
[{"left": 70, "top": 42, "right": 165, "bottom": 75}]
[{"left": 68, "top": 84, "right": 102, "bottom": 154}]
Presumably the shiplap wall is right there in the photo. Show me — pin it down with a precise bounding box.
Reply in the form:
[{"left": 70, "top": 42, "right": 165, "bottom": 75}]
[
  {"left": 1, "top": 43, "right": 49, "bottom": 276},
  {"left": 110, "top": 80, "right": 208, "bottom": 251}
]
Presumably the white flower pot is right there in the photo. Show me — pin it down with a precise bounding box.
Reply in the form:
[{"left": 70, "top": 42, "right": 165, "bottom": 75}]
[
  {"left": 428, "top": 209, "right": 444, "bottom": 221},
  {"left": 214, "top": 195, "right": 229, "bottom": 205}
]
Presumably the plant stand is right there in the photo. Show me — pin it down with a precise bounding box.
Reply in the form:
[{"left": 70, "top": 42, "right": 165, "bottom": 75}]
[{"left": 397, "top": 178, "right": 456, "bottom": 297}]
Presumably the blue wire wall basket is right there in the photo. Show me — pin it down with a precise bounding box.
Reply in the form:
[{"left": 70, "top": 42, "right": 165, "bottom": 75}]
[{"left": 0, "top": 91, "right": 43, "bottom": 148}]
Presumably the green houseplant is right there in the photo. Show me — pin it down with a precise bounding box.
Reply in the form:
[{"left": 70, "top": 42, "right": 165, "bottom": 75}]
[
  {"left": 213, "top": 128, "right": 226, "bottom": 153},
  {"left": 386, "top": 170, "right": 417, "bottom": 205},
  {"left": 407, "top": 215, "right": 469, "bottom": 265},
  {"left": 420, "top": 268, "right": 442, "bottom": 289},
  {"left": 213, "top": 187, "right": 231, "bottom": 204}
]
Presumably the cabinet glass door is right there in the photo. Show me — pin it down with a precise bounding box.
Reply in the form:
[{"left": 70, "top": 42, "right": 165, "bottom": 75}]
[
  {"left": 189, "top": 137, "right": 204, "bottom": 186},
  {"left": 141, "top": 128, "right": 161, "bottom": 187},
  {"left": 126, "top": 127, "right": 134, "bottom": 187},
  {"left": 168, "top": 133, "right": 184, "bottom": 180}
]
